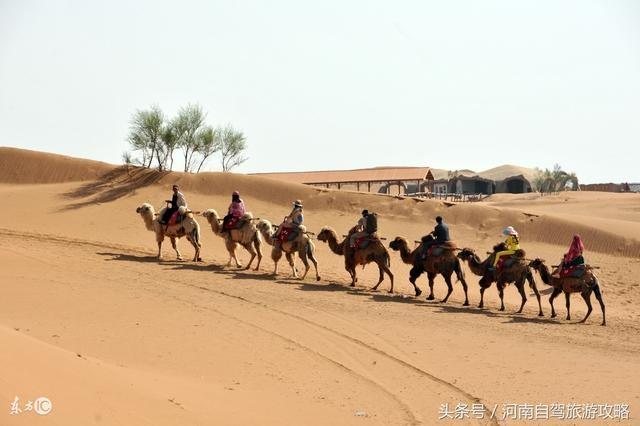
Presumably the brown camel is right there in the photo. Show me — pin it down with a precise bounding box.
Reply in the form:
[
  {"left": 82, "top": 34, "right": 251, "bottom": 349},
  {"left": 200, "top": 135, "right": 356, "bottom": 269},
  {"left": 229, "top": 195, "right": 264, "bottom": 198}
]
[
  {"left": 317, "top": 226, "right": 394, "bottom": 292},
  {"left": 256, "top": 219, "right": 320, "bottom": 281},
  {"left": 388, "top": 237, "right": 469, "bottom": 305},
  {"left": 201, "top": 209, "right": 263, "bottom": 270},
  {"left": 529, "top": 258, "right": 605, "bottom": 325},
  {"left": 135, "top": 203, "right": 202, "bottom": 262},
  {"left": 458, "top": 244, "right": 544, "bottom": 317}
]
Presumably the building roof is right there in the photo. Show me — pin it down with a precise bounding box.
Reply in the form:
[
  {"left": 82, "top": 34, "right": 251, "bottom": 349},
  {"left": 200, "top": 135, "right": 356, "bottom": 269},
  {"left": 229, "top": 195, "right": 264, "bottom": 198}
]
[{"left": 251, "top": 167, "right": 434, "bottom": 184}]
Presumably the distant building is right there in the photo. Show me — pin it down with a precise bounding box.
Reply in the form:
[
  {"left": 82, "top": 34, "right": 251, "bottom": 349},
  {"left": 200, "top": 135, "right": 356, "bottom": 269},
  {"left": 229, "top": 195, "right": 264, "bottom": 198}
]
[
  {"left": 252, "top": 165, "right": 537, "bottom": 196},
  {"left": 579, "top": 183, "right": 629, "bottom": 192},
  {"left": 251, "top": 166, "right": 435, "bottom": 195}
]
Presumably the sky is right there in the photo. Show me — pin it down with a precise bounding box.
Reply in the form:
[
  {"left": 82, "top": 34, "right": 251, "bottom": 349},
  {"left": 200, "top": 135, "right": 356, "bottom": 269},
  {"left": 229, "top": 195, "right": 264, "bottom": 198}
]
[{"left": 1, "top": 0, "right": 639, "bottom": 183}]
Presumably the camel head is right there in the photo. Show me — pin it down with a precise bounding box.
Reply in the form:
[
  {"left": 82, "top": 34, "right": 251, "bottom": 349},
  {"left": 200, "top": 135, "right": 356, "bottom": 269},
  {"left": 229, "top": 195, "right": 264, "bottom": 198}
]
[
  {"left": 201, "top": 209, "right": 220, "bottom": 224},
  {"left": 457, "top": 248, "right": 476, "bottom": 261},
  {"left": 316, "top": 226, "right": 336, "bottom": 243},
  {"left": 256, "top": 219, "right": 274, "bottom": 236},
  {"left": 135, "top": 203, "right": 155, "bottom": 215},
  {"left": 493, "top": 242, "right": 507, "bottom": 252},
  {"left": 528, "top": 258, "right": 546, "bottom": 271},
  {"left": 388, "top": 236, "right": 408, "bottom": 252}
]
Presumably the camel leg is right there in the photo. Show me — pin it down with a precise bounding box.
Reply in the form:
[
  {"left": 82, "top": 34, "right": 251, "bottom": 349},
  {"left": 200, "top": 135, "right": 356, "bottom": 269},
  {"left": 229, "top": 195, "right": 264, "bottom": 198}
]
[
  {"left": 156, "top": 239, "right": 163, "bottom": 260},
  {"left": 242, "top": 243, "right": 256, "bottom": 270},
  {"left": 565, "top": 292, "right": 571, "bottom": 321},
  {"left": 498, "top": 283, "right": 505, "bottom": 311},
  {"left": 579, "top": 290, "right": 593, "bottom": 324},
  {"left": 254, "top": 238, "right": 263, "bottom": 271},
  {"left": 298, "top": 250, "right": 311, "bottom": 280},
  {"left": 590, "top": 277, "right": 606, "bottom": 326},
  {"left": 529, "top": 274, "right": 543, "bottom": 316},
  {"left": 549, "top": 287, "right": 562, "bottom": 318},
  {"left": 373, "top": 262, "right": 394, "bottom": 294},
  {"left": 515, "top": 282, "right": 527, "bottom": 314},
  {"left": 371, "top": 264, "right": 385, "bottom": 292},
  {"left": 459, "top": 276, "right": 469, "bottom": 307},
  {"left": 350, "top": 266, "right": 357, "bottom": 287},
  {"left": 285, "top": 252, "right": 297, "bottom": 278},
  {"left": 426, "top": 271, "right": 436, "bottom": 301},
  {"left": 408, "top": 265, "right": 423, "bottom": 297},
  {"left": 441, "top": 273, "right": 454, "bottom": 303},
  {"left": 170, "top": 237, "right": 183, "bottom": 261},
  {"left": 307, "top": 247, "right": 321, "bottom": 281},
  {"left": 479, "top": 286, "right": 486, "bottom": 309},
  {"left": 271, "top": 248, "right": 282, "bottom": 276},
  {"left": 186, "top": 236, "right": 201, "bottom": 262}
]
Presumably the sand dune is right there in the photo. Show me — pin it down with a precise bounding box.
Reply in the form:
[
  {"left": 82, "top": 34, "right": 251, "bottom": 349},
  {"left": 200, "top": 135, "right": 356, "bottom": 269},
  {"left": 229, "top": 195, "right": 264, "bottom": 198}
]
[{"left": 1, "top": 148, "right": 638, "bottom": 425}]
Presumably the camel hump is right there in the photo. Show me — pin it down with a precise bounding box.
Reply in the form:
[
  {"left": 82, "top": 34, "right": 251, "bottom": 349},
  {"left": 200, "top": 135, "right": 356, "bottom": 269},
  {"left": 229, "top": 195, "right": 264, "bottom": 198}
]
[
  {"left": 441, "top": 241, "right": 457, "bottom": 250},
  {"left": 514, "top": 249, "right": 526, "bottom": 258}
]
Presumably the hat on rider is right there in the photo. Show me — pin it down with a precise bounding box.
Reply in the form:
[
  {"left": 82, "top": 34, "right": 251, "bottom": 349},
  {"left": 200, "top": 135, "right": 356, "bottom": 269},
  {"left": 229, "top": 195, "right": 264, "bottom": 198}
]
[
  {"left": 503, "top": 226, "right": 518, "bottom": 236},
  {"left": 362, "top": 209, "right": 369, "bottom": 216},
  {"left": 293, "top": 200, "right": 303, "bottom": 208},
  {"left": 172, "top": 184, "right": 179, "bottom": 190},
  {"left": 232, "top": 190, "right": 240, "bottom": 196}
]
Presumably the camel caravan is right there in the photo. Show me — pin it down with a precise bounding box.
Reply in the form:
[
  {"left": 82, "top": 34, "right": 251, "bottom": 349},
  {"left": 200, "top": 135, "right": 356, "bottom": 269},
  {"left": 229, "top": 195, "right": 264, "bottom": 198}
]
[{"left": 135, "top": 186, "right": 606, "bottom": 326}]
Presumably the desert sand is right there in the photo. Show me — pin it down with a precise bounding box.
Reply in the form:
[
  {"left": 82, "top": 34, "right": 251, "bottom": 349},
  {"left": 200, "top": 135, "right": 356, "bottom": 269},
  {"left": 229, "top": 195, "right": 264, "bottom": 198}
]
[{"left": 1, "top": 148, "right": 638, "bottom": 425}]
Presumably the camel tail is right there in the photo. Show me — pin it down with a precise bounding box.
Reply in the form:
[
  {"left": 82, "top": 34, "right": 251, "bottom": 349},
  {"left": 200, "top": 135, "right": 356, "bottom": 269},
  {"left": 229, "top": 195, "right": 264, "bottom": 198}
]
[
  {"left": 526, "top": 270, "right": 535, "bottom": 289},
  {"left": 592, "top": 275, "right": 602, "bottom": 298},
  {"left": 454, "top": 259, "right": 465, "bottom": 282},
  {"left": 384, "top": 250, "right": 391, "bottom": 268},
  {"left": 306, "top": 239, "right": 315, "bottom": 257}
]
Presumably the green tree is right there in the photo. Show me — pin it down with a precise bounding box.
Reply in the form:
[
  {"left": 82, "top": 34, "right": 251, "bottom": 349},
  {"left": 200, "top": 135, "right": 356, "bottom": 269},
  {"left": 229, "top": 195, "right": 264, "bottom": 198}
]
[
  {"left": 126, "top": 105, "right": 165, "bottom": 169},
  {"left": 195, "top": 125, "right": 221, "bottom": 173},
  {"left": 219, "top": 125, "right": 248, "bottom": 172},
  {"left": 173, "top": 104, "right": 206, "bottom": 172}
]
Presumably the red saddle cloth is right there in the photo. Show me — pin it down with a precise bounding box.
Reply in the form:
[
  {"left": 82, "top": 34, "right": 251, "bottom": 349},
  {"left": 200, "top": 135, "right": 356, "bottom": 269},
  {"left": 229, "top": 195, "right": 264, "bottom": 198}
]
[
  {"left": 224, "top": 216, "right": 240, "bottom": 230},
  {"left": 277, "top": 227, "right": 293, "bottom": 243},
  {"left": 560, "top": 265, "right": 585, "bottom": 278},
  {"left": 427, "top": 244, "right": 444, "bottom": 256},
  {"left": 168, "top": 211, "right": 181, "bottom": 226},
  {"left": 352, "top": 236, "right": 367, "bottom": 250}
]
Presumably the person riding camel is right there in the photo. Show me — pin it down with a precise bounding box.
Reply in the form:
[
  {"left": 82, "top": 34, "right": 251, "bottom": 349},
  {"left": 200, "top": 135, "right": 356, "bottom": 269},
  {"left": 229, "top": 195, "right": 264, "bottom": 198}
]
[
  {"left": 418, "top": 216, "right": 450, "bottom": 260},
  {"left": 275, "top": 200, "right": 304, "bottom": 246},
  {"left": 489, "top": 226, "right": 520, "bottom": 271},
  {"left": 349, "top": 209, "right": 376, "bottom": 249},
  {"left": 159, "top": 184, "right": 187, "bottom": 225},
  {"left": 221, "top": 191, "right": 245, "bottom": 235},
  {"left": 558, "top": 234, "right": 585, "bottom": 277}
]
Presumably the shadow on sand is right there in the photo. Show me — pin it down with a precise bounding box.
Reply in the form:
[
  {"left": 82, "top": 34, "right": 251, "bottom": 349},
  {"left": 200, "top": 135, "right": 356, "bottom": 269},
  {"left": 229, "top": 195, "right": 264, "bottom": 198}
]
[{"left": 61, "top": 166, "right": 170, "bottom": 210}]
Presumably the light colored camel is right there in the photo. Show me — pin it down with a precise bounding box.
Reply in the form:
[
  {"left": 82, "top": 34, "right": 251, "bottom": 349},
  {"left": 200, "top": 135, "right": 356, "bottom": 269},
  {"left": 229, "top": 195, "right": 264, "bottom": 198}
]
[
  {"left": 317, "top": 226, "right": 394, "bottom": 292},
  {"left": 135, "top": 203, "right": 202, "bottom": 261},
  {"left": 201, "top": 209, "right": 263, "bottom": 270},
  {"left": 256, "top": 219, "right": 320, "bottom": 281}
]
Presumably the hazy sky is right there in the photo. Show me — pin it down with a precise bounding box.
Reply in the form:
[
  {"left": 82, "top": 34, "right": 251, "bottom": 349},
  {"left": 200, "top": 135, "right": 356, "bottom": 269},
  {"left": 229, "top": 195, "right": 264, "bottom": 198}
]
[{"left": 1, "top": 0, "right": 639, "bottom": 183}]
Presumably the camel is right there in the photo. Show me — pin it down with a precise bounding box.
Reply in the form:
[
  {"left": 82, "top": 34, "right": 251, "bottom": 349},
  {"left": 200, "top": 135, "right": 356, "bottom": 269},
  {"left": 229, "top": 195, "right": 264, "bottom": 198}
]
[
  {"left": 317, "top": 226, "right": 394, "bottom": 292},
  {"left": 529, "top": 258, "right": 605, "bottom": 325},
  {"left": 458, "top": 246, "right": 543, "bottom": 316},
  {"left": 201, "top": 209, "right": 263, "bottom": 270},
  {"left": 256, "top": 219, "right": 320, "bottom": 281},
  {"left": 135, "top": 203, "right": 202, "bottom": 261},
  {"left": 388, "top": 237, "right": 469, "bottom": 305}
]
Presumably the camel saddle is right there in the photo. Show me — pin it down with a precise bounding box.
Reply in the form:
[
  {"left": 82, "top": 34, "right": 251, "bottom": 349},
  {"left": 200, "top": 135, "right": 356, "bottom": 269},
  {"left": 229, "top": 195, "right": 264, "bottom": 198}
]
[
  {"left": 167, "top": 211, "right": 185, "bottom": 226},
  {"left": 496, "top": 255, "right": 521, "bottom": 271},
  {"left": 560, "top": 264, "right": 586, "bottom": 278},
  {"left": 277, "top": 227, "right": 299, "bottom": 243},
  {"left": 427, "top": 241, "right": 457, "bottom": 257},
  {"left": 351, "top": 235, "right": 379, "bottom": 250},
  {"left": 224, "top": 216, "right": 245, "bottom": 230}
]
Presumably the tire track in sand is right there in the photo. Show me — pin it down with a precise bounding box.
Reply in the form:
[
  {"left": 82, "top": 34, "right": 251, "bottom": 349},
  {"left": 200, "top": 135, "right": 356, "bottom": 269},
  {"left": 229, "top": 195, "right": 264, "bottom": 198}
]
[{"left": 1, "top": 228, "right": 497, "bottom": 425}]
